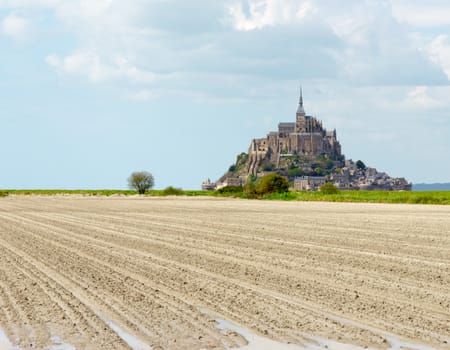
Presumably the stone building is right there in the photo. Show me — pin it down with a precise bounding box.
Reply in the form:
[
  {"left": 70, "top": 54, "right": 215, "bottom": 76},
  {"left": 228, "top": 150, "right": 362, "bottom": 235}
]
[
  {"left": 247, "top": 89, "right": 342, "bottom": 175},
  {"left": 215, "top": 176, "right": 244, "bottom": 190},
  {"left": 201, "top": 178, "right": 216, "bottom": 191},
  {"left": 294, "top": 176, "right": 327, "bottom": 191}
]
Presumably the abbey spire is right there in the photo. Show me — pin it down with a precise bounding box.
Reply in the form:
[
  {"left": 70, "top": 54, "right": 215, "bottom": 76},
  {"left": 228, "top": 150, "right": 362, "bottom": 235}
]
[{"left": 296, "top": 86, "right": 305, "bottom": 116}]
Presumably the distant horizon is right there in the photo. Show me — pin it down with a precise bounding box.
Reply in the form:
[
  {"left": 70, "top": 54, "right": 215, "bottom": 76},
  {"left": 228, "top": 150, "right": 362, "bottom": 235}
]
[
  {"left": 2, "top": 182, "right": 450, "bottom": 191},
  {"left": 1, "top": 1, "right": 449, "bottom": 189}
]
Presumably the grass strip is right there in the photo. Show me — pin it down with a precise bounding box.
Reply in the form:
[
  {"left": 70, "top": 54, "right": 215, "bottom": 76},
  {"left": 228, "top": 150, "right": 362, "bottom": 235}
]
[{"left": 1, "top": 189, "right": 449, "bottom": 204}]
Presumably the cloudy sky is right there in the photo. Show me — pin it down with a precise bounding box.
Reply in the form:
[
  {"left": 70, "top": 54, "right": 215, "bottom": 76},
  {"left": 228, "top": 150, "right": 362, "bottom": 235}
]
[{"left": 1, "top": 0, "right": 449, "bottom": 189}]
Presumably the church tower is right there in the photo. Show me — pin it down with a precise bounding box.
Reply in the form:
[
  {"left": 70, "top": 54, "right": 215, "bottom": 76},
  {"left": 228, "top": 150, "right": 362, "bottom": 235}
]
[
  {"left": 296, "top": 86, "right": 305, "bottom": 116},
  {"left": 295, "top": 86, "right": 308, "bottom": 132}
]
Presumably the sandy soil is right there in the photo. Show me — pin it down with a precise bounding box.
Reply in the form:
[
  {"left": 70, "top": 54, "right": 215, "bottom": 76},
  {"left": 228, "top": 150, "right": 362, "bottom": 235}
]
[{"left": 0, "top": 196, "right": 449, "bottom": 349}]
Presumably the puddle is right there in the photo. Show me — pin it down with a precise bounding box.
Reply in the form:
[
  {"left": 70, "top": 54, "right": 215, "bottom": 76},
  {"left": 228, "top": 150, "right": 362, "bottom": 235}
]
[
  {"left": 0, "top": 330, "right": 76, "bottom": 350},
  {"left": 385, "top": 336, "right": 439, "bottom": 350},
  {"left": 1, "top": 311, "right": 445, "bottom": 350},
  {"left": 0, "top": 328, "right": 15, "bottom": 350},
  {"left": 215, "top": 317, "right": 376, "bottom": 350},
  {"left": 45, "top": 336, "right": 76, "bottom": 350},
  {"left": 104, "top": 320, "right": 153, "bottom": 350},
  {"left": 0, "top": 317, "right": 153, "bottom": 350},
  {"left": 302, "top": 334, "right": 374, "bottom": 350},
  {"left": 216, "top": 318, "right": 306, "bottom": 350},
  {"left": 209, "top": 310, "right": 443, "bottom": 350}
]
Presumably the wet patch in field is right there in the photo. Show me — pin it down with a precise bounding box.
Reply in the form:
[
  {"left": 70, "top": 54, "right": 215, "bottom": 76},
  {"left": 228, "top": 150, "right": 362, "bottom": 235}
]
[
  {"left": 104, "top": 320, "right": 153, "bottom": 350},
  {"left": 215, "top": 316, "right": 441, "bottom": 350},
  {"left": 0, "top": 328, "right": 14, "bottom": 350}
]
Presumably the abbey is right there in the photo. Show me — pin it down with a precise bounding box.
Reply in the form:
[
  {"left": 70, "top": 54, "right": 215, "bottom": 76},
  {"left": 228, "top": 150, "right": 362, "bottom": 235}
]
[
  {"left": 248, "top": 89, "right": 342, "bottom": 175},
  {"left": 204, "top": 88, "right": 411, "bottom": 191}
]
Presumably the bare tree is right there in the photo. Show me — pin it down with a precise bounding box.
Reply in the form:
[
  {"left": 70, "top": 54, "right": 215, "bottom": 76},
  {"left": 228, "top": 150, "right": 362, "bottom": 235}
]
[{"left": 128, "top": 171, "right": 154, "bottom": 194}]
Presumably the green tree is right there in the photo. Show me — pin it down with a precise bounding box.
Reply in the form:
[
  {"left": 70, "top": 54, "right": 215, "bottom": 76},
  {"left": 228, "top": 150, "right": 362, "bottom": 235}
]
[
  {"left": 356, "top": 160, "right": 366, "bottom": 170},
  {"left": 236, "top": 152, "right": 248, "bottom": 166},
  {"left": 247, "top": 174, "right": 257, "bottom": 183},
  {"left": 319, "top": 182, "right": 339, "bottom": 194},
  {"left": 244, "top": 181, "right": 258, "bottom": 198},
  {"left": 313, "top": 167, "right": 323, "bottom": 176},
  {"left": 287, "top": 167, "right": 303, "bottom": 177},
  {"left": 216, "top": 186, "right": 243, "bottom": 195},
  {"left": 163, "top": 186, "right": 184, "bottom": 195},
  {"left": 326, "top": 159, "right": 334, "bottom": 170},
  {"left": 257, "top": 173, "right": 289, "bottom": 195},
  {"left": 128, "top": 171, "right": 154, "bottom": 194},
  {"left": 259, "top": 160, "right": 274, "bottom": 172}
]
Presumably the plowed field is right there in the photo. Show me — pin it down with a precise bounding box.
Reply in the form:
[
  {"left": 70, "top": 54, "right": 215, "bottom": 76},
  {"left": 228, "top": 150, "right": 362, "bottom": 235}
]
[{"left": 0, "top": 196, "right": 449, "bottom": 349}]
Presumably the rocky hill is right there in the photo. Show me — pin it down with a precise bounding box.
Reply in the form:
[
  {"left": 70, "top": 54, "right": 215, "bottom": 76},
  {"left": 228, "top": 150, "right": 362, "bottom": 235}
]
[{"left": 205, "top": 90, "right": 411, "bottom": 191}]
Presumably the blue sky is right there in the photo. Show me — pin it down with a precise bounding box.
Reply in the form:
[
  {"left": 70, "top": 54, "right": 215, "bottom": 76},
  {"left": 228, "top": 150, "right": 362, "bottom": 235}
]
[{"left": 1, "top": 0, "right": 449, "bottom": 189}]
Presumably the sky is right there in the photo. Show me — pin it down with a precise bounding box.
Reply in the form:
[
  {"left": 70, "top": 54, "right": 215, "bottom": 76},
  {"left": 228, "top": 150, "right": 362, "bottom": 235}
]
[{"left": 1, "top": 0, "right": 449, "bottom": 189}]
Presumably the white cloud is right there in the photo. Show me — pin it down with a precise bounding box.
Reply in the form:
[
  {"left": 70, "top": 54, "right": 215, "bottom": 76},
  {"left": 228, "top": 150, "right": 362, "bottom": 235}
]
[
  {"left": 127, "top": 89, "right": 158, "bottom": 101},
  {"left": 46, "top": 51, "right": 158, "bottom": 84},
  {"left": 228, "top": 0, "right": 315, "bottom": 31},
  {"left": 429, "top": 35, "right": 450, "bottom": 79},
  {"left": 390, "top": 0, "right": 450, "bottom": 27},
  {"left": 325, "top": 1, "right": 447, "bottom": 85},
  {"left": 404, "top": 86, "right": 444, "bottom": 109},
  {"left": 1, "top": 14, "right": 29, "bottom": 41},
  {"left": 44, "top": 54, "right": 59, "bottom": 67},
  {"left": 46, "top": 51, "right": 114, "bottom": 82},
  {"left": 3, "top": 0, "right": 449, "bottom": 98}
]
